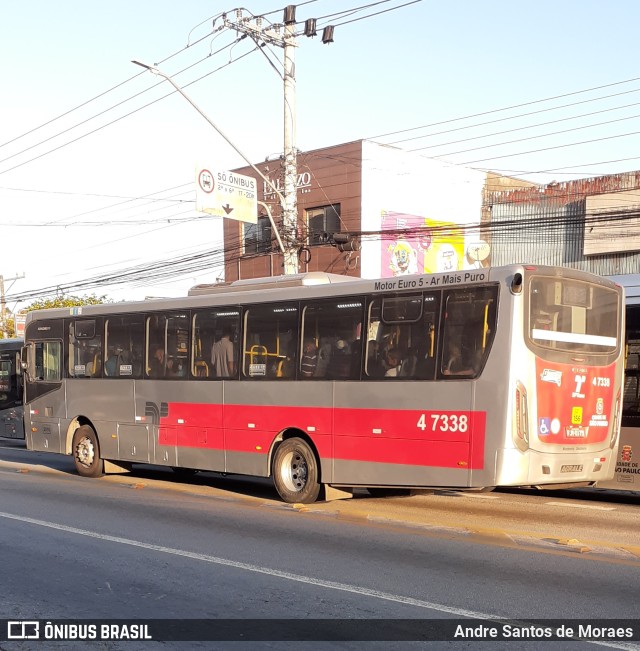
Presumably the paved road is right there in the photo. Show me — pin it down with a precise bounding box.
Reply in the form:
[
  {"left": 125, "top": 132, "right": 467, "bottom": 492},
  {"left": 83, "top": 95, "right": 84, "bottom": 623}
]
[{"left": 1, "top": 438, "right": 639, "bottom": 650}]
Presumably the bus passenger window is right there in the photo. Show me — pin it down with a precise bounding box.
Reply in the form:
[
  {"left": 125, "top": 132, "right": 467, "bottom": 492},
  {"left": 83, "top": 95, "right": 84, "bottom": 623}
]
[{"left": 244, "top": 304, "right": 298, "bottom": 380}]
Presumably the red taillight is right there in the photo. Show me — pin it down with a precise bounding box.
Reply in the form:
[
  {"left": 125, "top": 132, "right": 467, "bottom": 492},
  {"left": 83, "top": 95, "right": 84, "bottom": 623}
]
[
  {"left": 610, "top": 388, "right": 621, "bottom": 449},
  {"left": 514, "top": 381, "right": 529, "bottom": 451}
]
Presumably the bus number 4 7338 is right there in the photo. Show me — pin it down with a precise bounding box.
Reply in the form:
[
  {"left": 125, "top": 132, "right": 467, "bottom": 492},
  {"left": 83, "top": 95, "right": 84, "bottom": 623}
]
[{"left": 417, "top": 413, "right": 469, "bottom": 433}]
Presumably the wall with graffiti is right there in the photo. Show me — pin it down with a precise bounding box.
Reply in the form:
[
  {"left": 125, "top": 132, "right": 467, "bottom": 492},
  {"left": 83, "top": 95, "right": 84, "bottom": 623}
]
[{"left": 359, "top": 141, "right": 486, "bottom": 279}]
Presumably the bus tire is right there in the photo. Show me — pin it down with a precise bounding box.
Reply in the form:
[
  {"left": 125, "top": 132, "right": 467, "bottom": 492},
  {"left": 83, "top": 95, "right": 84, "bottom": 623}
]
[
  {"left": 272, "top": 438, "right": 320, "bottom": 504},
  {"left": 72, "top": 426, "right": 104, "bottom": 478}
]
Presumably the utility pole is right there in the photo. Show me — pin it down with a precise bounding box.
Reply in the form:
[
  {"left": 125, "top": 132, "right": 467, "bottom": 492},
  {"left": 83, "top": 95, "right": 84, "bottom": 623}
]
[
  {"left": 282, "top": 7, "right": 298, "bottom": 275},
  {"left": 223, "top": 6, "right": 299, "bottom": 274},
  {"left": 0, "top": 273, "right": 25, "bottom": 339}
]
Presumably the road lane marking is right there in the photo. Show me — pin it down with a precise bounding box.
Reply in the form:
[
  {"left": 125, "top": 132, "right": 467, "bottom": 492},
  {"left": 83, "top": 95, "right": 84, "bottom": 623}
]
[
  {"left": 443, "top": 491, "right": 500, "bottom": 499},
  {"left": 545, "top": 502, "right": 616, "bottom": 511},
  {"left": 1, "top": 511, "right": 639, "bottom": 650},
  {"left": 0, "top": 510, "right": 488, "bottom": 618}
]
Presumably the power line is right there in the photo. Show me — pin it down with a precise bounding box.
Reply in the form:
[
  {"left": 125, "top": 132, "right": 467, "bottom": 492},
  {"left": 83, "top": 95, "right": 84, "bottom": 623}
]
[
  {"left": 368, "top": 74, "right": 640, "bottom": 141},
  {"left": 0, "top": 38, "right": 244, "bottom": 177},
  {"left": 457, "top": 128, "right": 640, "bottom": 166},
  {"left": 428, "top": 111, "right": 640, "bottom": 159},
  {"left": 9, "top": 202, "right": 640, "bottom": 304},
  {"left": 404, "top": 98, "right": 640, "bottom": 152},
  {"left": 0, "top": 13, "right": 227, "bottom": 153}
]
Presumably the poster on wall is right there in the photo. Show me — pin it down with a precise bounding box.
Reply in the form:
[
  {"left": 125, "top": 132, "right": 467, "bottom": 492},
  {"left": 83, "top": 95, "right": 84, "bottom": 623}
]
[{"left": 380, "top": 211, "right": 466, "bottom": 278}]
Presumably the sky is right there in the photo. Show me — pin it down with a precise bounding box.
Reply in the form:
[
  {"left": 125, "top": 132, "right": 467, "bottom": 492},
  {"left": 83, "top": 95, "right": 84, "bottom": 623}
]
[{"left": 2, "top": 0, "right": 640, "bottom": 311}]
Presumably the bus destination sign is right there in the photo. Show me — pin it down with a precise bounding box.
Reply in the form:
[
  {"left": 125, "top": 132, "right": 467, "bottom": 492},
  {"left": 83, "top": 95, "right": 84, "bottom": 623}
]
[{"left": 373, "top": 270, "right": 489, "bottom": 292}]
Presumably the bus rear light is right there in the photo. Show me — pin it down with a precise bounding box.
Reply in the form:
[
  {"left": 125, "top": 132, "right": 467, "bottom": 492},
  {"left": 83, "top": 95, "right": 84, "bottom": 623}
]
[
  {"left": 610, "top": 389, "right": 621, "bottom": 449},
  {"left": 513, "top": 380, "right": 529, "bottom": 452}
]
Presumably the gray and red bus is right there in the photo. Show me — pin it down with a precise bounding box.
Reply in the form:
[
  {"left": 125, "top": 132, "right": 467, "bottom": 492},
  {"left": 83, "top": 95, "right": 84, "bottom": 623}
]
[
  {"left": 21, "top": 264, "right": 624, "bottom": 503},
  {"left": 0, "top": 338, "right": 24, "bottom": 440}
]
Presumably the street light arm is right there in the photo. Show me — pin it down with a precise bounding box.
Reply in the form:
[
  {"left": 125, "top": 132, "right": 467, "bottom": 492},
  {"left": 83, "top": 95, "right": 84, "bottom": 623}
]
[{"left": 131, "top": 60, "right": 287, "bottom": 208}]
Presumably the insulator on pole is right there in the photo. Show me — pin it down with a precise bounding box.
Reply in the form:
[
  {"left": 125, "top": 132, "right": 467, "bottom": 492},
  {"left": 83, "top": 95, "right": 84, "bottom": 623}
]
[
  {"left": 304, "top": 18, "right": 317, "bottom": 37},
  {"left": 322, "top": 25, "right": 335, "bottom": 44},
  {"left": 284, "top": 5, "right": 296, "bottom": 24}
]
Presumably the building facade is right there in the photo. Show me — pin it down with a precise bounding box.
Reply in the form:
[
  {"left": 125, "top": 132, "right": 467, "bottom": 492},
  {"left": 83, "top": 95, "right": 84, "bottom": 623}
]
[
  {"left": 484, "top": 172, "right": 640, "bottom": 276},
  {"left": 222, "top": 140, "right": 533, "bottom": 282}
]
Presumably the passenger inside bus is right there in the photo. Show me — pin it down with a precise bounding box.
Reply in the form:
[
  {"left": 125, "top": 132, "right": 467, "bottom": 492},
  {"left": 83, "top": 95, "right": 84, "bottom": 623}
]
[
  {"left": 383, "top": 347, "right": 402, "bottom": 377},
  {"left": 105, "top": 345, "right": 124, "bottom": 377},
  {"left": 211, "top": 326, "right": 236, "bottom": 378},
  {"left": 315, "top": 338, "right": 332, "bottom": 377},
  {"left": 148, "top": 347, "right": 166, "bottom": 377},
  {"left": 443, "top": 340, "right": 475, "bottom": 377},
  {"left": 326, "top": 338, "right": 352, "bottom": 378},
  {"left": 301, "top": 339, "right": 318, "bottom": 378}
]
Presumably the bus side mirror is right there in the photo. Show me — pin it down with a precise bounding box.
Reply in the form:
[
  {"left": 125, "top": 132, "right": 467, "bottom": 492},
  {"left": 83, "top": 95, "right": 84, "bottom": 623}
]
[{"left": 20, "top": 346, "right": 33, "bottom": 382}]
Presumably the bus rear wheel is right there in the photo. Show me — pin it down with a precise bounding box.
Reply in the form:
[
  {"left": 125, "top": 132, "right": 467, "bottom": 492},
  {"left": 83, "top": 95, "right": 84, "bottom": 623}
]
[
  {"left": 72, "top": 426, "right": 104, "bottom": 478},
  {"left": 273, "top": 438, "right": 320, "bottom": 504}
]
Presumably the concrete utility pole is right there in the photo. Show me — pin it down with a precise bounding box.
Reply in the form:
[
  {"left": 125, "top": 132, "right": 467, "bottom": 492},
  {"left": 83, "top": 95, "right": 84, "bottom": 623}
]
[
  {"left": 282, "top": 8, "right": 298, "bottom": 275},
  {"left": 223, "top": 6, "right": 299, "bottom": 274},
  {"left": 0, "top": 273, "right": 25, "bottom": 339}
]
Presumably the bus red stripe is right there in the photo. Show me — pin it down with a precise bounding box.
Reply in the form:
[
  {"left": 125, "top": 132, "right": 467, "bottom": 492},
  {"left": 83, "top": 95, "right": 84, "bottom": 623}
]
[{"left": 159, "top": 402, "right": 486, "bottom": 469}]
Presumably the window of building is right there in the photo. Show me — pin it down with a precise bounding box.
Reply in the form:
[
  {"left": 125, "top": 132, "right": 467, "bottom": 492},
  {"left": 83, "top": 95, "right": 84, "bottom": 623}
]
[
  {"left": 243, "top": 215, "right": 272, "bottom": 254},
  {"left": 307, "top": 204, "right": 341, "bottom": 245}
]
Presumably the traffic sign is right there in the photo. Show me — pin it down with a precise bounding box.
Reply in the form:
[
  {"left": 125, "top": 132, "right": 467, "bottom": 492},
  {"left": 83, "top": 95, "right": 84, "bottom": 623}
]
[{"left": 195, "top": 166, "right": 258, "bottom": 223}]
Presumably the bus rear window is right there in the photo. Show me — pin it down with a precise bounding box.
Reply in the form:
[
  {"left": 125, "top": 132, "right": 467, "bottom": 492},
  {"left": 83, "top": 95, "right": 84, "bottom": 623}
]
[{"left": 528, "top": 277, "right": 619, "bottom": 354}]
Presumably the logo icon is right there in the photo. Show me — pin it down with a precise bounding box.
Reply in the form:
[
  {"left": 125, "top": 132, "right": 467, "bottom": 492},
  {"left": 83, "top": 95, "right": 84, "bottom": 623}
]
[
  {"left": 596, "top": 397, "right": 604, "bottom": 415},
  {"left": 539, "top": 417, "right": 552, "bottom": 436},
  {"left": 621, "top": 445, "right": 633, "bottom": 462},
  {"left": 7, "top": 622, "right": 39, "bottom": 640},
  {"left": 541, "top": 369, "right": 562, "bottom": 386},
  {"left": 571, "top": 407, "right": 583, "bottom": 425},
  {"left": 572, "top": 374, "right": 586, "bottom": 399}
]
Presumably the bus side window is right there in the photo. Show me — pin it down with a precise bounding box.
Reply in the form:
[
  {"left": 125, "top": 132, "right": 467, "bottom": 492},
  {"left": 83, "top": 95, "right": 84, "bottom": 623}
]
[
  {"left": 301, "top": 298, "right": 363, "bottom": 380},
  {"left": 68, "top": 319, "right": 102, "bottom": 379},
  {"left": 105, "top": 315, "right": 144, "bottom": 379},
  {"left": 439, "top": 288, "right": 497, "bottom": 378},
  {"left": 244, "top": 304, "right": 298, "bottom": 380}
]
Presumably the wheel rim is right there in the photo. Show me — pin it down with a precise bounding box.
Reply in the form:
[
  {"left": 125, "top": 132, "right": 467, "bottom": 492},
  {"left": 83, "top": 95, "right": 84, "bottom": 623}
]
[
  {"left": 278, "top": 449, "right": 308, "bottom": 493},
  {"left": 76, "top": 435, "right": 95, "bottom": 469}
]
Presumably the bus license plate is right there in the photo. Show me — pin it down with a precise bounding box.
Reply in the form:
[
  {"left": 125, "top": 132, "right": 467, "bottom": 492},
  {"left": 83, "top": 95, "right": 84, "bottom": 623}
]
[{"left": 561, "top": 464, "right": 583, "bottom": 473}]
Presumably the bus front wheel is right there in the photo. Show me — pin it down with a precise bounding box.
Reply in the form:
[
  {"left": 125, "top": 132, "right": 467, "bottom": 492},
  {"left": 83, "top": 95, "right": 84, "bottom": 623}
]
[
  {"left": 273, "top": 438, "right": 320, "bottom": 504},
  {"left": 72, "top": 426, "right": 104, "bottom": 478}
]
